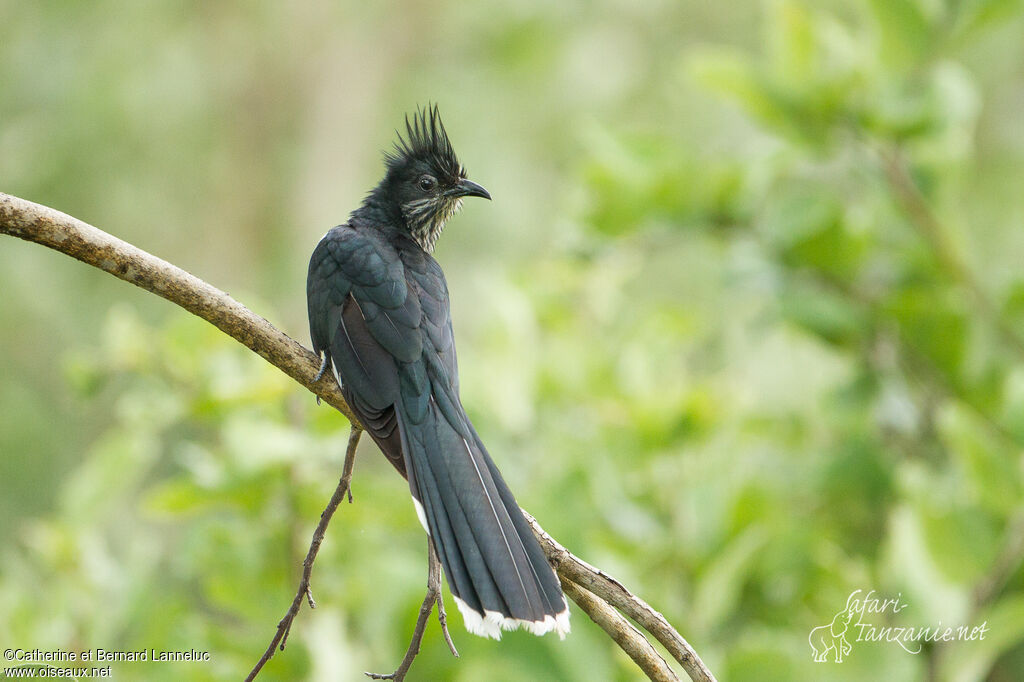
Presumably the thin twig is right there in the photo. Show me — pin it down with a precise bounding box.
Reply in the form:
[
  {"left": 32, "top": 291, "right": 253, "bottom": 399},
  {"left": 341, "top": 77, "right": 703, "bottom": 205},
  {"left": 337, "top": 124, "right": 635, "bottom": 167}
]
[
  {"left": 366, "top": 542, "right": 459, "bottom": 681},
  {"left": 0, "top": 191, "right": 716, "bottom": 682},
  {"left": 244, "top": 426, "right": 362, "bottom": 682},
  {"left": 561, "top": 579, "right": 679, "bottom": 682},
  {"left": 973, "top": 510, "right": 1024, "bottom": 608},
  {"left": 435, "top": 555, "right": 459, "bottom": 659},
  {"left": 524, "top": 512, "right": 715, "bottom": 682},
  {"left": 879, "top": 147, "right": 1024, "bottom": 360},
  {"left": 878, "top": 151, "right": 1024, "bottom": 609}
]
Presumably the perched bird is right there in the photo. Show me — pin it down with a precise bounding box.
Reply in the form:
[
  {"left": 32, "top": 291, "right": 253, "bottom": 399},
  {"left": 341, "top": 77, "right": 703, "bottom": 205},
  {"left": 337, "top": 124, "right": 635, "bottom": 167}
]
[{"left": 306, "top": 106, "right": 570, "bottom": 639}]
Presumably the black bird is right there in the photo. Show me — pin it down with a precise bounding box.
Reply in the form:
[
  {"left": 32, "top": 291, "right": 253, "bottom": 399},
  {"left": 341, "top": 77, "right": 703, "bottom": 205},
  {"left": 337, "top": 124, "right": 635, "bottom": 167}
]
[{"left": 306, "top": 106, "right": 569, "bottom": 639}]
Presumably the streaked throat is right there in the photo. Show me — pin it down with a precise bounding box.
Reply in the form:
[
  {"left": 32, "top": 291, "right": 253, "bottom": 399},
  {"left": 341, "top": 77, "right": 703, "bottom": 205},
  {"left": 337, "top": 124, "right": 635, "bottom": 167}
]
[{"left": 403, "top": 197, "right": 463, "bottom": 252}]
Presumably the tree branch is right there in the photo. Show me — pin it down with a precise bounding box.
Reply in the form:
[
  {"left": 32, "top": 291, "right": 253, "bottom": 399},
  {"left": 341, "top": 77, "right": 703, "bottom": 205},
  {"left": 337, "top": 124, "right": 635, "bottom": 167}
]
[
  {"left": 0, "top": 192, "right": 357, "bottom": 424},
  {"left": 366, "top": 541, "right": 459, "bottom": 681},
  {"left": 523, "top": 512, "right": 715, "bottom": 682},
  {"left": 560, "top": 579, "right": 679, "bottom": 682},
  {"left": 879, "top": 146, "right": 1024, "bottom": 361},
  {"left": 0, "top": 191, "right": 716, "bottom": 682},
  {"left": 245, "top": 426, "right": 362, "bottom": 682}
]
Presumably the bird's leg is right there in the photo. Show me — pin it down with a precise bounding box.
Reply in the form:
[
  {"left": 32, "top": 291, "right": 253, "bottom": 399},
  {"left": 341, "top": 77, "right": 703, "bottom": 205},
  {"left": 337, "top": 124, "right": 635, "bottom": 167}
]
[
  {"left": 245, "top": 426, "right": 362, "bottom": 682},
  {"left": 365, "top": 541, "right": 458, "bottom": 681},
  {"left": 313, "top": 351, "right": 330, "bottom": 383},
  {"left": 312, "top": 353, "right": 331, "bottom": 409}
]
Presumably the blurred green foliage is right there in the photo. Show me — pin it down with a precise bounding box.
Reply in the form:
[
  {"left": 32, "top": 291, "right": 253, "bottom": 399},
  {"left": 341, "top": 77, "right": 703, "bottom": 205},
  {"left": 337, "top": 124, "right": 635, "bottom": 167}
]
[{"left": 3, "top": 0, "right": 1024, "bottom": 680}]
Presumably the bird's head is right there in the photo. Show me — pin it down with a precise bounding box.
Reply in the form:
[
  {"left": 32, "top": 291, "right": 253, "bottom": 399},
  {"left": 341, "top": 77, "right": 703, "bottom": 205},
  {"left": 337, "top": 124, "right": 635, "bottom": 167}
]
[{"left": 376, "top": 105, "right": 490, "bottom": 252}]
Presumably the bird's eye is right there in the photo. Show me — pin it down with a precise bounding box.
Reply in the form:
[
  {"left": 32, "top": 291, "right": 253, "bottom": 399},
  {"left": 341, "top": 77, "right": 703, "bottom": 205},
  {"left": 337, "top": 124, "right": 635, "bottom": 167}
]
[{"left": 418, "top": 175, "right": 436, "bottom": 192}]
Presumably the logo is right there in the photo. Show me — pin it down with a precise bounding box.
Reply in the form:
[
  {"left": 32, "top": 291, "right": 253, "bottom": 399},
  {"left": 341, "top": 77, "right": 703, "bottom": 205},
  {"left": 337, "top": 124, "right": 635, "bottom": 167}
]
[
  {"left": 809, "top": 590, "right": 989, "bottom": 663},
  {"left": 3, "top": 663, "right": 82, "bottom": 680}
]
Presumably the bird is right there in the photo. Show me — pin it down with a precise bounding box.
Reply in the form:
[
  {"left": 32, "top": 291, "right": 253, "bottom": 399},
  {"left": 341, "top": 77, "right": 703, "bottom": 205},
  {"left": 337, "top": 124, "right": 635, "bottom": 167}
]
[{"left": 306, "top": 105, "right": 570, "bottom": 640}]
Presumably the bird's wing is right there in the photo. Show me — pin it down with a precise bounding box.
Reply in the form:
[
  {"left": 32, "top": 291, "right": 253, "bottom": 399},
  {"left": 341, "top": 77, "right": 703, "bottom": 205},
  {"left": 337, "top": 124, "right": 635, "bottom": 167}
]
[
  {"left": 306, "top": 224, "right": 419, "bottom": 469},
  {"left": 401, "top": 248, "right": 464, "bottom": 426}
]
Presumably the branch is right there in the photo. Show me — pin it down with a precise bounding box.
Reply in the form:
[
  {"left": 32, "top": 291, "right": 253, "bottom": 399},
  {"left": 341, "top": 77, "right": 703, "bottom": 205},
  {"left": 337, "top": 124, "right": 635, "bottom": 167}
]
[
  {"left": 525, "top": 512, "right": 715, "bottom": 682},
  {"left": 0, "top": 192, "right": 357, "bottom": 425},
  {"left": 879, "top": 147, "right": 1024, "bottom": 360},
  {"left": 973, "top": 509, "right": 1024, "bottom": 608},
  {"left": 0, "top": 191, "right": 716, "bottom": 682},
  {"left": 560, "top": 579, "right": 678, "bottom": 682},
  {"left": 245, "top": 426, "right": 362, "bottom": 682},
  {"left": 366, "top": 541, "right": 459, "bottom": 681}
]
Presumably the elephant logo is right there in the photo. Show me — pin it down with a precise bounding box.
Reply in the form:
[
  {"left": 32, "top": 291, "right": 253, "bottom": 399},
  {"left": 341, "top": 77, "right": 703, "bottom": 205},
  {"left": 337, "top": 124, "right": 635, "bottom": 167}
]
[{"left": 809, "top": 592, "right": 859, "bottom": 663}]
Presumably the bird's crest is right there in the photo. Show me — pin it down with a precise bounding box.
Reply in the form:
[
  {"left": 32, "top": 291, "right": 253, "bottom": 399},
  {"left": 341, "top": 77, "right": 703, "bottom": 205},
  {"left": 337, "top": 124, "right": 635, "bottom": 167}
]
[{"left": 385, "top": 104, "right": 465, "bottom": 178}]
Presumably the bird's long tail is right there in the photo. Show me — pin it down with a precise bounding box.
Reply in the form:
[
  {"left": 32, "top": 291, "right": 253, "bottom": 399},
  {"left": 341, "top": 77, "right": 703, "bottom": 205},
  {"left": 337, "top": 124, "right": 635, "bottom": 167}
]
[{"left": 398, "top": 398, "right": 570, "bottom": 639}]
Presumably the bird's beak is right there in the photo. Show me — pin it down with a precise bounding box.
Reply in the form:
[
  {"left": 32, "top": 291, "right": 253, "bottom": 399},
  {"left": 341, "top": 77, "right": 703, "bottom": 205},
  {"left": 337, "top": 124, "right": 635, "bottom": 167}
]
[{"left": 455, "top": 179, "right": 491, "bottom": 200}]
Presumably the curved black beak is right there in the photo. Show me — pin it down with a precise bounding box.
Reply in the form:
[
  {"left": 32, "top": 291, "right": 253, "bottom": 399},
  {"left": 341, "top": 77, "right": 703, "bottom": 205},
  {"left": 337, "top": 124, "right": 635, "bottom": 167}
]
[{"left": 455, "top": 179, "right": 491, "bottom": 200}]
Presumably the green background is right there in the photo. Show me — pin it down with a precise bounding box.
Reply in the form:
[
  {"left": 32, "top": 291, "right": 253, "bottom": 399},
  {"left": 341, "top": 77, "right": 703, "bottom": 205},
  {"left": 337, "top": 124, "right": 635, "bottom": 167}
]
[{"left": 2, "top": 1, "right": 1024, "bottom": 680}]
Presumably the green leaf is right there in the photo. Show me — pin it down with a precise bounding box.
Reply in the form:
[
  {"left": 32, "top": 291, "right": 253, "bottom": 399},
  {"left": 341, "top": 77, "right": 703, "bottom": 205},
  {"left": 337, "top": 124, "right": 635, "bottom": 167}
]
[
  {"left": 693, "top": 526, "right": 769, "bottom": 630},
  {"left": 953, "top": 0, "right": 1024, "bottom": 41},
  {"left": 687, "top": 48, "right": 790, "bottom": 133},
  {"left": 781, "top": 285, "right": 868, "bottom": 348},
  {"left": 919, "top": 503, "right": 1001, "bottom": 583},
  {"left": 940, "top": 595, "right": 1024, "bottom": 682},
  {"left": 771, "top": 0, "right": 815, "bottom": 84},
  {"left": 869, "top": 0, "right": 933, "bottom": 67},
  {"left": 144, "top": 478, "right": 214, "bottom": 516},
  {"left": 938, "top": 406, "right": 1022, "bottom": 514},
  {"left": 885, "top": 288, "right": 967, "bottom": 379}
]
